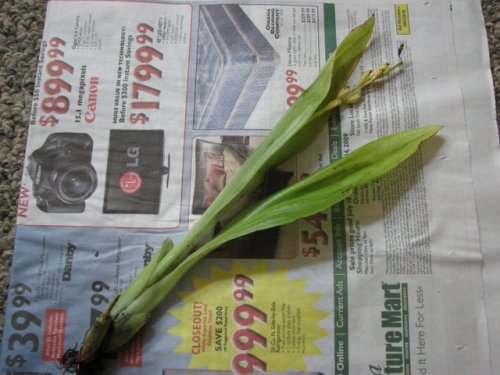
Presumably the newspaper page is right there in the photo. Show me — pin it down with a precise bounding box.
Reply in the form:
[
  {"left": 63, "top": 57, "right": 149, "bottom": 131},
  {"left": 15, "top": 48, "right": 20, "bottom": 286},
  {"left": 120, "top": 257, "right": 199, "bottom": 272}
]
[
  {"left": 0, "top": 0, "right": 496, "bottom": 374},
  {"left": 450, "top": 0, "right": 500, "bottom": 373}
]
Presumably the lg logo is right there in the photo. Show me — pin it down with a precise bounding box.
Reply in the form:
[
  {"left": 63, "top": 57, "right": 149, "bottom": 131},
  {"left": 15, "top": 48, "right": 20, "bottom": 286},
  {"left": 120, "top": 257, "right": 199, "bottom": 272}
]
[{"left": 119, "top": 146, "right": 143, "bottom": 194}]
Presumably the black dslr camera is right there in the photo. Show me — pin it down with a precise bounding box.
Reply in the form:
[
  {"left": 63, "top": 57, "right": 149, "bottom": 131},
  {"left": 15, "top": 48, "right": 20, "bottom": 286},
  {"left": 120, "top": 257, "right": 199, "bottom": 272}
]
[{"left": 27, "top": 132, "right": 97, "bottom": 213}]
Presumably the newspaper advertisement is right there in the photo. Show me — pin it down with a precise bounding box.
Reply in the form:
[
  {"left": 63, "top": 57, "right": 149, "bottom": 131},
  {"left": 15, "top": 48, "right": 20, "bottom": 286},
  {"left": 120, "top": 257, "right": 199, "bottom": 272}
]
[{"left": 0, "top": 0, "right": 495, "bottom": 374}]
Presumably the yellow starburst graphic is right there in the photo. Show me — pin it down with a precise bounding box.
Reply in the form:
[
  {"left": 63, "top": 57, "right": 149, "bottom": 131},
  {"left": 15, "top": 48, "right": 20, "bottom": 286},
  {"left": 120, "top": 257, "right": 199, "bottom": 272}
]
[{"left": 168, "top": 261, "right": 330, "bottom": 372}]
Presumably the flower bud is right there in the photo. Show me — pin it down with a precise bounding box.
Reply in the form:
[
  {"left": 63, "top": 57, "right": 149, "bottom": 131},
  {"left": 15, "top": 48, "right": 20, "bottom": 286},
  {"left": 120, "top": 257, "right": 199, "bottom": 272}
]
[
  {"left": 338, "top": 87, "right": 350, "bottom": 98},
  {"left": 357, "top": 70, "right": 372, "bottom": 86},
  {"left": 372, "top": 63, "right": 390, "bottom": 80},
  {"left": 344, "top": 92, "right": 362, "bottom": 104}
]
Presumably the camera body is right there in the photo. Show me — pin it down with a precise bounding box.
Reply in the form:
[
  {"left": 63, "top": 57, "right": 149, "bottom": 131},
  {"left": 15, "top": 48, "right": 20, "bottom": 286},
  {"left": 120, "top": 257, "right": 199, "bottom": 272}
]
[{"left": 27, "top": 132, "right": 97, "bottom": 213}]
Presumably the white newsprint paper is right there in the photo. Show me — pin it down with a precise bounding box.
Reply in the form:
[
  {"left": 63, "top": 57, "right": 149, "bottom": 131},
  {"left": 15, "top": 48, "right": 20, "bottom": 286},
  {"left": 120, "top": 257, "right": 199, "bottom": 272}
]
[{"left": 1, "top": 0, "right": 498, "bottom": 374}]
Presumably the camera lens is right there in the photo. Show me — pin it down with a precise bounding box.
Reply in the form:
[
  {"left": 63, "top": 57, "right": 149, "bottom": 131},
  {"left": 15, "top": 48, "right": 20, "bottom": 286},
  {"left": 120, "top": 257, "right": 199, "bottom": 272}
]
[
  {"left": 62, "top": 171, "right": 93, "bottom": 197},
  {"left": 54, "top": 165, "right": 98, "bottom": 203}
]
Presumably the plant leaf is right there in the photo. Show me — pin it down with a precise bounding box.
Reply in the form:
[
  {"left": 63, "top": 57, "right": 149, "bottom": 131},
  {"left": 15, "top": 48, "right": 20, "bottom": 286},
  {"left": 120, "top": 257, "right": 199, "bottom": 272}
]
[
  {"left": 125, "top": 126, "right": 442, "bottom": 324},
  {"left": 150, "top": 16, "right": 376, "bottom": 281},
  {"left": 213, "top": 125, "right": 442, "bottom": 240},
  {"left": 325, "top": 16, "right": 375, "bottom": 99}
]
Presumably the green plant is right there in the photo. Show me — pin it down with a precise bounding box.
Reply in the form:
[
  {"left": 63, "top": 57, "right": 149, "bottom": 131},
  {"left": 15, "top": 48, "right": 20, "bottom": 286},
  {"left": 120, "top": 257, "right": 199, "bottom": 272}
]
[{"left": 60, "top": 17, "right": 441, "bottom": 374}]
